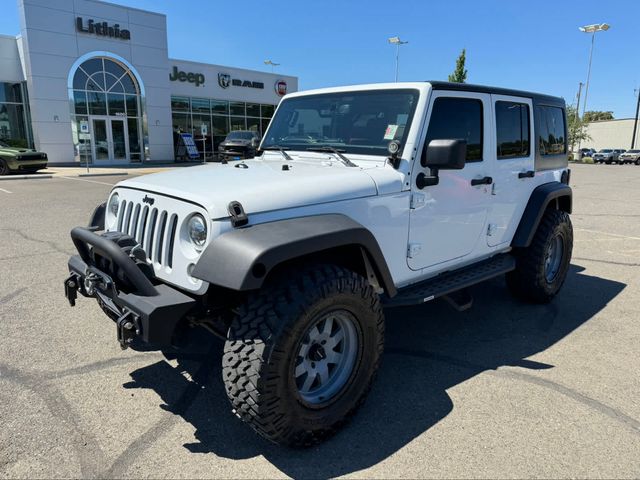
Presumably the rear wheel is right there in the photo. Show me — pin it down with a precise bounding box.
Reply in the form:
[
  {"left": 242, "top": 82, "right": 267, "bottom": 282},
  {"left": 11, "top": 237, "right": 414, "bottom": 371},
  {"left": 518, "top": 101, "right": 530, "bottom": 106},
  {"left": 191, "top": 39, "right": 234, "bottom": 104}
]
[
  {"left": 222, "top": 265, "right": 384, "bottom": 446},
  {"left": 507, "top": 209, "right": 573, "bottom": 303}
]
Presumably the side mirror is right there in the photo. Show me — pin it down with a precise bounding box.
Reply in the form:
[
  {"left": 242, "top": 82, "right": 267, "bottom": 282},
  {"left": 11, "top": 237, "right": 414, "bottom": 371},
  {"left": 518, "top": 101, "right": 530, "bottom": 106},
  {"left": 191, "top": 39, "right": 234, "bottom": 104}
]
[
  {"left": 423, "top": 139, "right": 466, "bottom": 170},
  {"left": 416, "top": 139, "right": 467, "bottom": 189}
]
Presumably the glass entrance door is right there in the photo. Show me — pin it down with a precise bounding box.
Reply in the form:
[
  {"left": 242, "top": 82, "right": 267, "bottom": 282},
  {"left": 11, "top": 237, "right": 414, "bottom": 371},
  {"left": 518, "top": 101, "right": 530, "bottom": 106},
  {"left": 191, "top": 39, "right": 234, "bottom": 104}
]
[
  {"left": 110, "top": 119, "right": 128, "bottom": 162},
  {"left": 92, "top": 118, "right": 109, "bottom": 162},
  {"left": 90, "top": 116, "right": 130, "bottom": 164}
]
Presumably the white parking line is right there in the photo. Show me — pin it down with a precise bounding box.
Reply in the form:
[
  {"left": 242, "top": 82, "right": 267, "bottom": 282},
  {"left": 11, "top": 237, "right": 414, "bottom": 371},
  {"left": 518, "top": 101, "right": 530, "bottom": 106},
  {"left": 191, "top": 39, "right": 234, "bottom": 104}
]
[
  {"left": 57, "top": 176, "right": 116, "bottom": 186},
  {"left": 575, "top": 228, "right": 640, "bottom": 241},
  {"left": 0, "top": 187, "right": 12, "bottom": 194}
]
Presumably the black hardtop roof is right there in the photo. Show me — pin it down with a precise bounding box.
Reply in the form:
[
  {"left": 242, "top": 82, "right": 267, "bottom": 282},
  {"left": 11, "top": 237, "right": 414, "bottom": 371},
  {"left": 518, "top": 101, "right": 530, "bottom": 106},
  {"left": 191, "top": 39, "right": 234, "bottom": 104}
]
[{"left": 426, "top": 81, "right": 565, "bottom": 106}]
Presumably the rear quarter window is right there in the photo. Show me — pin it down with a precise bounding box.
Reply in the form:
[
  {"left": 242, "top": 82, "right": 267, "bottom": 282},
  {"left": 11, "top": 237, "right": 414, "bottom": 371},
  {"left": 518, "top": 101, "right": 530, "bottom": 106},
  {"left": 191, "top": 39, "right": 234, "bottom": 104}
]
[{"left": 536, "top": 106, "right": 566, "bottom": 156}]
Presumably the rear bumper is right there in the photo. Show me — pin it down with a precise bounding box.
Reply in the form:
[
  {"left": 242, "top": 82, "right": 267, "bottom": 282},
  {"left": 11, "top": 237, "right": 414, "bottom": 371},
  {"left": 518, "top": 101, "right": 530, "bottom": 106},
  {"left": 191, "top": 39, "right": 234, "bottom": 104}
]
[{"left": 65, "top": 227, "right": 196, "bottom": 348}]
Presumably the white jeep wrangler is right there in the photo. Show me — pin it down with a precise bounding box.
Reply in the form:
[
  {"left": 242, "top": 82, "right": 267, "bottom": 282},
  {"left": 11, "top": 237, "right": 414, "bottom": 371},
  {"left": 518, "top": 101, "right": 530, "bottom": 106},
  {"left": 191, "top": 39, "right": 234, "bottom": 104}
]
[{"left": 65, "top": 81, "right": 573, "bottom": 447}]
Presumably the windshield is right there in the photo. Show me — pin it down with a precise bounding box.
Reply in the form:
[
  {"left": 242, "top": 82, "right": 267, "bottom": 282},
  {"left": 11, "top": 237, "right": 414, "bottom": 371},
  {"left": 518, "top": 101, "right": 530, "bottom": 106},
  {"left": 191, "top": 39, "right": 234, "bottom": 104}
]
[
  {"left": 226, "top": 131, "right": 255, "bottom": 140},
  {"left": 627, "top": 150, "right": 640, "bottom": 153},
  {"left": 599, "top": 149, "right": 612, "bottom": 153},
  {"left": 262, "top": 89, "right": 419, "bottom": 156}
]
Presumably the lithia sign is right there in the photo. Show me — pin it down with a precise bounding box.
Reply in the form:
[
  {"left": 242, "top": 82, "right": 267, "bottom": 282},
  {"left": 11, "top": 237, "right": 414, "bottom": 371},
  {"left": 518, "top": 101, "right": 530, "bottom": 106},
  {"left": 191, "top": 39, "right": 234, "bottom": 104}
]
[{"left": 76, "top": 17, "right": 130, "bottom": 40}]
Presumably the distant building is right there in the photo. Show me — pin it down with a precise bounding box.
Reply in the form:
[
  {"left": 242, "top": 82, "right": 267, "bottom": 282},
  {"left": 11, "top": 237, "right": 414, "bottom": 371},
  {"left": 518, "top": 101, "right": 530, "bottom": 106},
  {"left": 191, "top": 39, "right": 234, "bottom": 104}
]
[
  {"left": 0, "top": 0, "right": 298, "bottom": 165},
  {"left": 583, "top": 118, "right": 640, "bottom": 150}
]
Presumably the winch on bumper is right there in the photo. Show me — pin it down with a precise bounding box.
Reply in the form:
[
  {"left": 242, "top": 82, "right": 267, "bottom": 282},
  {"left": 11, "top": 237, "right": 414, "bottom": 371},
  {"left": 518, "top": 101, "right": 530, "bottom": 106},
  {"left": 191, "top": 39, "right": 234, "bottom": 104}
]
[{"left": 65, "top": 227, "right": 196, "bottom": 349}]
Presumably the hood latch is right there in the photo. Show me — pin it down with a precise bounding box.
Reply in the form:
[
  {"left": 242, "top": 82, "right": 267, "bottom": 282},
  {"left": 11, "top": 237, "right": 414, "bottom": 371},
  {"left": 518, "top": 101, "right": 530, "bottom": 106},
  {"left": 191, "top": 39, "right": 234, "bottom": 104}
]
[{"left": 228, "top": 201, "right": 249, "bottom": 228}]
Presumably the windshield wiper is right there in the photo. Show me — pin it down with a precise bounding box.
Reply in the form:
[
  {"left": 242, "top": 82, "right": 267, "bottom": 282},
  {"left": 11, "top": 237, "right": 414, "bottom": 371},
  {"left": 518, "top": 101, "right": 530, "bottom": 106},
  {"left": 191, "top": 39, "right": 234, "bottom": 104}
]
[
  {"left": 262, "top": 145, "right": 293, "bottom": 161},
  {"left": 306, "top": 146, "right": 357, "bottom": 167}
]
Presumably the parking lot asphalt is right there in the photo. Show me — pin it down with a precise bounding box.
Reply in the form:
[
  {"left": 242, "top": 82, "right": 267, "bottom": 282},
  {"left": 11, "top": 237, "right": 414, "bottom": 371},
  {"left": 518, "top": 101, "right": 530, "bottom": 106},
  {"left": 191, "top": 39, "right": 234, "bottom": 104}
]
[{"left": 0, "top": 164, "right": 639, "bottom": 479}]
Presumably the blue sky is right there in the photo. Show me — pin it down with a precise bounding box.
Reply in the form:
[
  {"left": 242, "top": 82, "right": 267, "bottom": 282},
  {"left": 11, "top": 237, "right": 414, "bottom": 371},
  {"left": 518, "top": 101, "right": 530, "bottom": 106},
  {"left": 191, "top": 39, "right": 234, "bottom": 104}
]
[{"left": 2, "top": 0, "right": 637, "bottom": 118}]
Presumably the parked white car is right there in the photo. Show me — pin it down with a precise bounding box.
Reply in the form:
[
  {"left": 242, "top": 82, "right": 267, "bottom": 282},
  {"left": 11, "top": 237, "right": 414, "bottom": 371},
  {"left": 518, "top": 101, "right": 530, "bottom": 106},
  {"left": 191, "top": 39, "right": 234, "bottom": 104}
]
[{"left": 65, "top": 81, "right": 573, "bottom": 446}]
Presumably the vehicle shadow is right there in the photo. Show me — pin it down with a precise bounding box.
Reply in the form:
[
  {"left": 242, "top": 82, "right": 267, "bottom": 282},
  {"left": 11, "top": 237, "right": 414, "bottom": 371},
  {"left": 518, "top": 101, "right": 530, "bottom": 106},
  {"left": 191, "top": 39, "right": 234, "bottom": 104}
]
[{"left": 123, "top": 264, "right": 624, "bottom": 477}]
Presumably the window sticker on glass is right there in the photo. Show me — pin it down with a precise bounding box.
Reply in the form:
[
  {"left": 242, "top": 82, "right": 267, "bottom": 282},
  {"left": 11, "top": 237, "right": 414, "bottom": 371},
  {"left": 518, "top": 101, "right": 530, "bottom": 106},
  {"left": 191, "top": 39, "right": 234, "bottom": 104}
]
[{"left": 384, "top": 124, "right": 398, "bottom": 140}]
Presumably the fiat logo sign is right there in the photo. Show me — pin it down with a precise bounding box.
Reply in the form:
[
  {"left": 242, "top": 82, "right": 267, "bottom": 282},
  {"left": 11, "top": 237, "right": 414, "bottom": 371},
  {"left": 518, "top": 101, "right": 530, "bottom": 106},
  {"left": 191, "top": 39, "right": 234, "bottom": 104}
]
[{"left": 275, "top": 80, "right": 287, "bottom": 96}]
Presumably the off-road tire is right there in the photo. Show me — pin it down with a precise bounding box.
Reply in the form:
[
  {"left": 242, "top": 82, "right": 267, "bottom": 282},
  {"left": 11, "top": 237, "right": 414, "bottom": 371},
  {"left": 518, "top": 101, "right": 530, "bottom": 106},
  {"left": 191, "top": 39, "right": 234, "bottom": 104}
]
[
  {"left": 0, "top": 159, "right": 9, "bottom": 176},
  {"left": 222, "top": 264, "right": 385, "bottom": 447},
  {"left": 506, "top": 209, "right": 573, "bottom": 303}
]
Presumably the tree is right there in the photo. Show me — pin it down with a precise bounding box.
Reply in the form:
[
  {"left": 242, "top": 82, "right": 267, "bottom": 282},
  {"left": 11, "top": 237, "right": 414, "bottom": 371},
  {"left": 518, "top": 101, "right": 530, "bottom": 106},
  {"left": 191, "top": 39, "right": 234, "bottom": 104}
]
[
  {"left": 567, "top": 105, "right": 591, "bottom": 151},
  {"left": 448, "top": 49, "right": 467, "bottom": 83},
  {"left": 583, "top": 111, "right": 614, "bottom": 122}
]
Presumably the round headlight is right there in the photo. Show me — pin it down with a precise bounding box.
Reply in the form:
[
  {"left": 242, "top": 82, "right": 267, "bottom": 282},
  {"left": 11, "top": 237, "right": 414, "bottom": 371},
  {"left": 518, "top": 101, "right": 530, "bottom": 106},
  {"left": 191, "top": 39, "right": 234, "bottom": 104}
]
[
  {"left": 108, "top": 193, "right": 120, "bottom": 216},
  {"left": 188, "top": 214, "right": 207, "bottom": 248}
]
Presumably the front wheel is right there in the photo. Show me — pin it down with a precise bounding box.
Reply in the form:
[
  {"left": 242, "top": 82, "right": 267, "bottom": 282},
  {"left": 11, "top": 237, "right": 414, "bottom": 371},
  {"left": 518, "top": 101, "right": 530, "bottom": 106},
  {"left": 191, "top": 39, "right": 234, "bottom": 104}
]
[
  {"left": 222, "top": 265, "right": 384, "bottom": 446},
  {"left": 507, "top": 209, "right": 573, "bottom": 303},
  {"left": 0, "top": 159, "right": 9, "bottom": 176}
]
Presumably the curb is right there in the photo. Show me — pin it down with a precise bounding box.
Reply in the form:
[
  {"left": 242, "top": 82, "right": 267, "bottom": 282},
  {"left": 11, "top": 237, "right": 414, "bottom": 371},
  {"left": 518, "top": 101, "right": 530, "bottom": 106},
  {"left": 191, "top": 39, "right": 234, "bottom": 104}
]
[
  {"left": 0, "top": 174, "right": 53, "bottom": 181},
  {"left": 77, "top": 172, "right": 128, "bottom": 178}
]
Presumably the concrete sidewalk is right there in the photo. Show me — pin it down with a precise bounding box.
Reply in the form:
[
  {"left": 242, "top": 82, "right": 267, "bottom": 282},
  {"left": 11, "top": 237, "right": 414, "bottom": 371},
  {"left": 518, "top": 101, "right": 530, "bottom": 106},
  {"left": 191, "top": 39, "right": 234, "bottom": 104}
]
[{"left": 0, "top": 162, "right": 201, "bottom": 181}]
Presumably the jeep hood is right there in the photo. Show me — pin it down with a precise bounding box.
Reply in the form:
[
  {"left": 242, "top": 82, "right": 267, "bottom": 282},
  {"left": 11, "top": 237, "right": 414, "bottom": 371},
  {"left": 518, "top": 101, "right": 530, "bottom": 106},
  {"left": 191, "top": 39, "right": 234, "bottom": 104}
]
[{"left": 117, "top": 157, "right": 380, "bottom": 218}]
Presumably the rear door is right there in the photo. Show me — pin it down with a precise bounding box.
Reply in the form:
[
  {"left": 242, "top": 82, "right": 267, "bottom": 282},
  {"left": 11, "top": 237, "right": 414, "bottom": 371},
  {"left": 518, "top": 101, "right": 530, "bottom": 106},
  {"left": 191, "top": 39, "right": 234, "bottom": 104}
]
[
  {"left": 408, "top": 90, "right": 493, "bottom": 270},
  {"left": 486, "top": 95, "right": 535, "bottom": 247}
]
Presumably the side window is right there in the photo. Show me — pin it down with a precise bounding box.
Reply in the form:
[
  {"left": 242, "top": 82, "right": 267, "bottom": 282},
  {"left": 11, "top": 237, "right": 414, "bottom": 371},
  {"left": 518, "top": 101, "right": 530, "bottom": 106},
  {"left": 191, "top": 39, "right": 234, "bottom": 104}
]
[
  {"left": 422, "top": 97, "right": 483, "bottom": 165},
  {"left": 496, "top": 101, "right": 530, "bottom": 159},
  {"left": 536, "top": 106, "right": 566, "bottom": 155}
]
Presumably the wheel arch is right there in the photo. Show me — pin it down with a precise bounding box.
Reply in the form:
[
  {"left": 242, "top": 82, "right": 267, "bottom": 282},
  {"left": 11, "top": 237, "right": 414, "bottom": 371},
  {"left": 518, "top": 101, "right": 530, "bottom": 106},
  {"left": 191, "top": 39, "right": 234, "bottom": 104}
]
[
  {"left": 512, "top": 182, "right": 572, "bottom": 248},
  {"left": 192, "top": 214, "right": 397, "bottom": 297}
]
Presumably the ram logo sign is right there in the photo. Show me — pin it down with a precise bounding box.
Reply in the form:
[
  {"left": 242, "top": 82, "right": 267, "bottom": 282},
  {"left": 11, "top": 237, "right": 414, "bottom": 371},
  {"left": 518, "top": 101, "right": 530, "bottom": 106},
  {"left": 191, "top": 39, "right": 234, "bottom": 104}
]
[
  {"left": 218, "top": 73, "right": 231, "bottom": 89},
  {"left": 217, "top": 72, "right": 264, "bottom": 90}
]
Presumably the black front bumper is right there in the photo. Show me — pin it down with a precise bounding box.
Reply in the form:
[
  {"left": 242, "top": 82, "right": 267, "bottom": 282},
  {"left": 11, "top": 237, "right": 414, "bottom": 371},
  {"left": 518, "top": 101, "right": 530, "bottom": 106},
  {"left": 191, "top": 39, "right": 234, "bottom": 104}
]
[{"left": 65, "top": 227, "right": 196, "bottom": 348}]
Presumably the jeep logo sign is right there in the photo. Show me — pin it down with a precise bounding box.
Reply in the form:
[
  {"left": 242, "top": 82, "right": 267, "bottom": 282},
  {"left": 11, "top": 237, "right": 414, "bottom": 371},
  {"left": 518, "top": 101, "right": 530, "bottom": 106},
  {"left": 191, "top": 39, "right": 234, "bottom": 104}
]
[
  {"left": 217, "top": 72, "right": 264, "bottom": 90},
  {"left": 169, "top": 66, "right": 205, "bottom": 87},
  {"left": 76, "top": 17, "right": 130, "bottom": 40}
]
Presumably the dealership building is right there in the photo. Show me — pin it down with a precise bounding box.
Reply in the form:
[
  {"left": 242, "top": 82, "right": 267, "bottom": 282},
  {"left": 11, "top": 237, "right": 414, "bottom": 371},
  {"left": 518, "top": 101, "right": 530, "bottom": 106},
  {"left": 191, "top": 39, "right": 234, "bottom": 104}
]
[{"left": 0, "top": 0, "right": 298, "bottom": 165}]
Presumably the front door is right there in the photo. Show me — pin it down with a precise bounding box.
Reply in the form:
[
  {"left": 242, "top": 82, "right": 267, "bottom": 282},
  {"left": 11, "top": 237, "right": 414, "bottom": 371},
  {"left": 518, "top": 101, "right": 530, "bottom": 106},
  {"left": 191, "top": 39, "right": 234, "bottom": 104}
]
[
  {"left": 408, "top": 90, "right": 493, "bottom": 271},
  {"left": 90, "top": 116, "right": 129, "bottom": 164}
]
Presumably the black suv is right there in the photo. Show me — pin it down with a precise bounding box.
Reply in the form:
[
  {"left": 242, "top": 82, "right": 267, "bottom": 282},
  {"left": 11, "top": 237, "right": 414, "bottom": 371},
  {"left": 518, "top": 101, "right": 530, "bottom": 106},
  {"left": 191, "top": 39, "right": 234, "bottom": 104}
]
[{"left": 217, "top": 130, "right": 260, "bottom": 161}]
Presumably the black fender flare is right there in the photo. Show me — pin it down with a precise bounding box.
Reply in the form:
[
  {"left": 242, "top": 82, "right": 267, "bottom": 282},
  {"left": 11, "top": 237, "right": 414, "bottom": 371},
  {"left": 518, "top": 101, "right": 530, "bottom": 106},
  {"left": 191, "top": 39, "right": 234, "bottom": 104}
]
[
  {"left": 512, "top": 182, "right": 572, "bottom": 248},
  {"left": 89, "top": 202, "right": 106, "bottom": 230},
  {"left": 191, "top": 214, "right": 397, "bottom": 296}
]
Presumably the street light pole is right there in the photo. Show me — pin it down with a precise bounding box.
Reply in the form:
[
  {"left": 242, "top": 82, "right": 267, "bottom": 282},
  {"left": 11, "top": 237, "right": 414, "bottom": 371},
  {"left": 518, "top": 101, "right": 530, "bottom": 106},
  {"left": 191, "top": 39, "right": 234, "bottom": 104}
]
[
  {"left": 579, "top": 23, "right": 610, "bottom": 118},
  {"left": 388, "top": 36, "right": 408, "bottom": 82},
  {"left": 632, "top": 88, "right": 640, "bottom": 149},
  {"left": 577, "top": 23, "right": 609, "bottom": 151},
  {"left": 264, "top": 60, "right": 280, "bottom": 73}
]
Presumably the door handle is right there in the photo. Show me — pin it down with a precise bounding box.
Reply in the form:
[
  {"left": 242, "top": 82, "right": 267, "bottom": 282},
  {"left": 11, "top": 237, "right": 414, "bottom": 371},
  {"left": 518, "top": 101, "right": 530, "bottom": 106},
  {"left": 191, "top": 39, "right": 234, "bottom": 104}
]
[
  {"left": 518, "top": 170, "right": 535, "bottom": 179},
  {"left": 470, "top": 176, "right": 493, "bottom": 186}
]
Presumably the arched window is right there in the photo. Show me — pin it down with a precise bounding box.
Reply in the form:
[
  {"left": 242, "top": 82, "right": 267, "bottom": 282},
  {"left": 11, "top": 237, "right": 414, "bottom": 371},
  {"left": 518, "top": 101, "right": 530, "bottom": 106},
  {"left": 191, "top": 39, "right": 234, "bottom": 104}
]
[{"left": 70, "top": 56, "right": 145, "bottom": 163}]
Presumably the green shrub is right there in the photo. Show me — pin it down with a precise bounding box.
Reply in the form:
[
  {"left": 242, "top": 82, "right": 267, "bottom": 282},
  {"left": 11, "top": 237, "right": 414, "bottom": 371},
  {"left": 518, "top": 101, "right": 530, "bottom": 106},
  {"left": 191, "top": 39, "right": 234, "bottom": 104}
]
[{"left": 582, "top": 156, "right": 594, "bottom": 164}]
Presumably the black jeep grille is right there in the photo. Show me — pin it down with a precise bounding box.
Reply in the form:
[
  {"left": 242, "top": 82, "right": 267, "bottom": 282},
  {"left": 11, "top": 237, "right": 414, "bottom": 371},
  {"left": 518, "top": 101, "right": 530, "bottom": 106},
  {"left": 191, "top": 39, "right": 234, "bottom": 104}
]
[{"left": 117, "top": 200, "right": 179, "bottom": 268}]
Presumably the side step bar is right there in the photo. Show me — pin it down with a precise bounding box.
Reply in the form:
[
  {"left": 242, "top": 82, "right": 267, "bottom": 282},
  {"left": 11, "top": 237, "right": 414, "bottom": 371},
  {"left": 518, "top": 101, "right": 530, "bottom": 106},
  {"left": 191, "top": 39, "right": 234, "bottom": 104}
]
[{"left": 383, "top": 254, "right": 516, "bottom": 308}]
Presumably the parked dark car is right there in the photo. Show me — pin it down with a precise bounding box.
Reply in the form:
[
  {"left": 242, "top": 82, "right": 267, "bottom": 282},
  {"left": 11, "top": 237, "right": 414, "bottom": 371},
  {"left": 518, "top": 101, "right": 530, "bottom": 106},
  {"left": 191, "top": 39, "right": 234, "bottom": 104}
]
[
  {"left": 579, "top": 147, "right": 596, "bottom": 157},
  {"left": 0, "top": 140, "right": 48, "bottom": 175},
  {"left": 217, "top": 131, "right": 260, "bottom": 161}
]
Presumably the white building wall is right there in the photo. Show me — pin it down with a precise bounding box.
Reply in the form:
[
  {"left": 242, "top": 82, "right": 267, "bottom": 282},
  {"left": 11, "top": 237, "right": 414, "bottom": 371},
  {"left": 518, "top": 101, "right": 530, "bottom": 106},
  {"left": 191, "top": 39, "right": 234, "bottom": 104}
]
[
  {"left": 584, "top": 118, "right": 640, "bottom": 151},
  {"left": 17, "top": 0, "right": 174, "bottom": 163},
  {"left": 0, "top": 35, "right": 24, "bottom": 82}
]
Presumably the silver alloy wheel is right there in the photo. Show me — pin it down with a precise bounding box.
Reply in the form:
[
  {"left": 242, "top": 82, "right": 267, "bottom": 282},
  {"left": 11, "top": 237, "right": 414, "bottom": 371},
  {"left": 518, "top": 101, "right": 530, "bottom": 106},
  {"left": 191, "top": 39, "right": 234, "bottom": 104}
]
[
  {"left": 294, "top": 310, "right": 359, "bottom": 405},
  {"left": 544, "top": 234, "right": 564, "bottom": 283}
]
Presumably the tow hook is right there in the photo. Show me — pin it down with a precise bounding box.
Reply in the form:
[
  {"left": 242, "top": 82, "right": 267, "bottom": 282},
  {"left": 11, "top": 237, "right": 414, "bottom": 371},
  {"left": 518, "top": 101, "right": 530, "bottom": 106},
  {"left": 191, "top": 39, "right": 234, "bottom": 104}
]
[
  {"left": 83, "top": 271, "right": 107, "bottom": 296},
  {"left": 116, "top": 309, "right": 141, "bottom": 350},
  {"left": 64, "top": 275, "right": 79, "bottom": 307}
]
